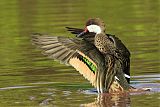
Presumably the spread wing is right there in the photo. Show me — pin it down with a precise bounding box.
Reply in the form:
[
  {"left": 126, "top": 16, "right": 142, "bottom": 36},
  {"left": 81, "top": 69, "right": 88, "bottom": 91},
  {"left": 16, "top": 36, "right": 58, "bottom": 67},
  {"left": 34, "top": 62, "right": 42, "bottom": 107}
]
[
  {"left": 31, "top": 33, "right": 106, "bottom": 92},
  {"left": 66, "top": 27, "right": 131, "bottom": 83},
  {"left": 32, "top": 33, "right": 85, "bottom": 65}
]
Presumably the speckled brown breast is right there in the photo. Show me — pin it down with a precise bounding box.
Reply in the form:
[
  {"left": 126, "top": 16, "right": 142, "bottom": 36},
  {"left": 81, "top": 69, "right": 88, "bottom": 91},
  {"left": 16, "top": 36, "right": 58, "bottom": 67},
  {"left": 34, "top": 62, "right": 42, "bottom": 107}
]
[{"left": 94, "top": 33, "right": 115, "bottom": 55}]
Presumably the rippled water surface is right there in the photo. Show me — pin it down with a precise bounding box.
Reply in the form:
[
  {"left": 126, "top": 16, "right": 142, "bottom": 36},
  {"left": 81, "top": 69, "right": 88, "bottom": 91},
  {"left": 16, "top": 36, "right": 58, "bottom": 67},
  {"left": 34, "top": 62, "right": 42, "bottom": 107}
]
[{"left": 0, "top": 0, "right": 159, "bottom": 107}]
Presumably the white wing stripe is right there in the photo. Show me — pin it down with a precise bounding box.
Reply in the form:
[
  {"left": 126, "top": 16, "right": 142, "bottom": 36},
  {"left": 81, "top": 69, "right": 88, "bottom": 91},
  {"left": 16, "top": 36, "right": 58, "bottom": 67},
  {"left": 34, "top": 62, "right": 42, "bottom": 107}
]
[
  {"left": 115, "top": 76, "right": 120, "bottom": 81},
  {"left": 124, "top": 74, "right": 130, "bottom": 78}
]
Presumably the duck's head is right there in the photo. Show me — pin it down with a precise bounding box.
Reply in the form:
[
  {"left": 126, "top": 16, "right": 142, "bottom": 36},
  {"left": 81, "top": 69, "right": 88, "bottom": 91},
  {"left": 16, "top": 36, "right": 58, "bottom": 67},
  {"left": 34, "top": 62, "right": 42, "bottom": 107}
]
[{"left": 77, "top": 18, "right": 106, "bottom": 38}]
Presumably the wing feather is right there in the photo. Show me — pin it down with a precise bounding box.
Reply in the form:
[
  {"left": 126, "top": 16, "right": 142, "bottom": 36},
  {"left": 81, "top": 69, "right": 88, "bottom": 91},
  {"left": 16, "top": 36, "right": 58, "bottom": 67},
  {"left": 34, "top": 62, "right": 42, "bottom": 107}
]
[{"left": 31, "top": 33, "right": 106, "bottom": 90}]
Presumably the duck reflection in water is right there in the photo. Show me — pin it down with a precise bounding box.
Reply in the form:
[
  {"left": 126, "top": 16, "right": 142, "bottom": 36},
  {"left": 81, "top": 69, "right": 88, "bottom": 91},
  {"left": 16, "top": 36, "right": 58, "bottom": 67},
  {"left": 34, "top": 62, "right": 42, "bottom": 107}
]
[{"left": 81, "top": 93, "right": 131, "bottom": 107}]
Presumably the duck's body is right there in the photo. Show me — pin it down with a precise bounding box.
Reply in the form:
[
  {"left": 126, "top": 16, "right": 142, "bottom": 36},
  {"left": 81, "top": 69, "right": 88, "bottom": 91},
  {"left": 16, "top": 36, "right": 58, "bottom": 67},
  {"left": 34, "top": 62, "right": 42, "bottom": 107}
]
[
  {"left": 66, "top": 27, "right": 130, "bottom": 84},
  {"left": 32, "top": 18, "right": 133, "bottom": 93}
]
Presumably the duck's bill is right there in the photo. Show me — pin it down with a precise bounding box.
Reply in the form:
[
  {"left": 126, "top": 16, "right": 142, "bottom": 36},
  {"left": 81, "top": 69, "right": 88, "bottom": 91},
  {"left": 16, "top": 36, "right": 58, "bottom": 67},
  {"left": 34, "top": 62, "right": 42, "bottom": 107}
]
[
  {"left": 76, "top": 31, "right": 87, "bottom": 37},
  {"left": 76, "top": 28, "right": 88, "bottom": 38}
]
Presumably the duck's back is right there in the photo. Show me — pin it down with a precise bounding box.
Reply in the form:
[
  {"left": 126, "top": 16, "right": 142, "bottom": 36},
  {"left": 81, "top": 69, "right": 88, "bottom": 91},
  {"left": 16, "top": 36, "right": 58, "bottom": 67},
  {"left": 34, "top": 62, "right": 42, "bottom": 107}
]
[{"left": 107, "top": 34, "right": 130, "bottom": 83}]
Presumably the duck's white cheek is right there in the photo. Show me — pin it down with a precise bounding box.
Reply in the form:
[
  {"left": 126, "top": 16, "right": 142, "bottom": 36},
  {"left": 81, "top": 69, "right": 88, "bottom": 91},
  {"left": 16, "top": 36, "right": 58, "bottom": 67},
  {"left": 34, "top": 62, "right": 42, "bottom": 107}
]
[
  {"left": 90, "top": 28, "right": 94, "bottom": 32},
  {"left": 95, "top": 27, "right": 101, "bottom": 34},
  {"left": 87, "top": 25, "right": 101, "bottom": 34}
]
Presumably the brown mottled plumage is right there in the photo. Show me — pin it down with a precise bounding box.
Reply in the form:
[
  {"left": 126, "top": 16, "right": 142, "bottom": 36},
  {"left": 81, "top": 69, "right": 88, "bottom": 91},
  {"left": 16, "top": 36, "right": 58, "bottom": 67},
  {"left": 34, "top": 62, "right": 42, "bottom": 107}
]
[{"left": 94, "top": 33, "right": 115, "bottom": 54}]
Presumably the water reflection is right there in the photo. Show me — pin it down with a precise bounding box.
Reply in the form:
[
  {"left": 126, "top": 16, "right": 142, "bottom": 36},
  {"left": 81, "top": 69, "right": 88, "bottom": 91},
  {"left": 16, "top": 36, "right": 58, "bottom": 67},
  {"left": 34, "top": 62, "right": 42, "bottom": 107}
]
[{"left": 82, "top": 93, "right": 131, "bottom": 107}]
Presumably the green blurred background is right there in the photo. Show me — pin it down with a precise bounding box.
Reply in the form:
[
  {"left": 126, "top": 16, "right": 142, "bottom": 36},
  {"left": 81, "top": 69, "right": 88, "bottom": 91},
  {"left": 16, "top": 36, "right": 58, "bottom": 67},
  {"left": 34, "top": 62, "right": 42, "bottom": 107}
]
[{"left": 0, "top": 0, "right": 159, "bottom": 107}]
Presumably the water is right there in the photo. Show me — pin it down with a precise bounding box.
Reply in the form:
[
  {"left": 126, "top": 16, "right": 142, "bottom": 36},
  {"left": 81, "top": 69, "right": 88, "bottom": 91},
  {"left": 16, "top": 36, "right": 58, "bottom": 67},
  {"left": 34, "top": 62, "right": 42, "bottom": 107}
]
[{"left": 0, "top": 0, "right": 159, "bottom": 106}]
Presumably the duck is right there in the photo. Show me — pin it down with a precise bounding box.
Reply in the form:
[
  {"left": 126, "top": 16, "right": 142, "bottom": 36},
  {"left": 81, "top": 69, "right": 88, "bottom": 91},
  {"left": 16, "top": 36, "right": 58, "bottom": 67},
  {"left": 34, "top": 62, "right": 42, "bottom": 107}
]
[{"left": 31, "top": 18, "right": 133, "bottom": 93}]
